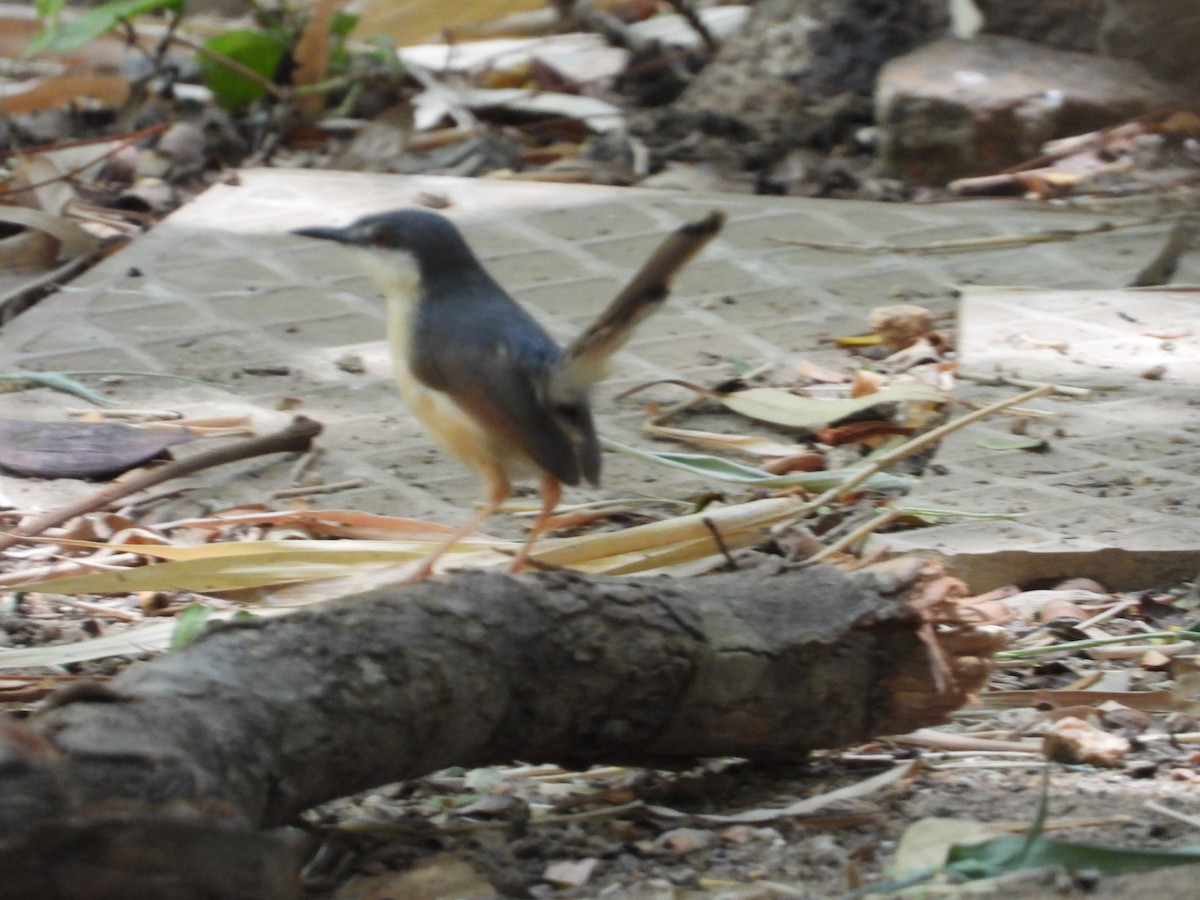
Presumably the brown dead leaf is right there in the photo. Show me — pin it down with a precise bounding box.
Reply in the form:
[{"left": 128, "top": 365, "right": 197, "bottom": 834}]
[
  {"left": 869, "top": 304, "right": 934, "bottom": 350},
  {"left": 760, "top": 451, "right": 826, "bottom": 475},
  {"left": 0, "top": 74, "right": 129, "bottom": 116},
  {"left": 1043, "top": 716, "right": 1130, "bottom": 767},
  {"left": 353, "top": 0, "right": 544, "bottom": 44},
  {"left": 0, "top": 229, "right": 59, "bottom": 271},
  {"left": 652, "top": 827, "right": 717, "bottom": 854},
  {"left": 292, "top": 0, "right": 335, "bottom": 120},
  {"left": 1140, "top": 649, "right": 1173, "bottom": 671},
  {"left": 795, "top": 359, "right": 850, "bottom": 384},
  {"left": 1156, "top": 110, "right": 1200, "bottom": 138},
  {"left": 1019, "top": 171, "right": 1079, "bottom": 199},
  {"left": 813, "top": 421, "right": 914, "bottom": 446},
  {"left": 1038, "top": 598, "right": 1088, "bottom": 625},
  {"left": 849, "top": 368, "right": 888, "bottom": 397}
]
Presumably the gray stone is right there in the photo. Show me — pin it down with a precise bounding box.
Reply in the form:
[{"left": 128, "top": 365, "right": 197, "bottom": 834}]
[
  {"left": 975, "top": 0, "right": 1200, "bottom": 96},
  {"left": 875, "top": 35, "right": 1185, "bottom": 184}
]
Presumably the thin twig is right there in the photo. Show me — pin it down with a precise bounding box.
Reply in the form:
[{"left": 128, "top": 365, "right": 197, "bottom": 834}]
[
  {"left": 0, "top": 553, "right": 143, "bottom": 587},
  {"left": 1145, "top": 800, "right": 1200, "bottom": 830},
  {"left": 0, "top": 124, "right": 165, "bottom": 161},
  {"left": 996, "top": 630, "right": 1200, "bottom": 660},
  {"left": 805, "top": 507, "right": 903, "bottom": 564},
  {"left": 662, "top": 0, "right": 718, "bottom": 51},
  {"left": 271, "top": 479, "right": 364, "bottom": 499},
  {"left": 956, "top": 371, "right": 1092, "bottom": 398},
  {"left": 785, "top": 384, "right": 1055, "bottom": 547},
  {"left": 36, "top": 594, "right": 141, "bottom": 622},
  {"left": 700, "top": 515, "right": 737, "bottom": 569},
  {"left": 768, "top": 218, "right": 1164, "bottom": 255},
  {"left": 0, "top": 122, "right": 170, "bottom": 198},
  {"left": 1130, "top": 217, "right": 1196, "bottom": 287}
]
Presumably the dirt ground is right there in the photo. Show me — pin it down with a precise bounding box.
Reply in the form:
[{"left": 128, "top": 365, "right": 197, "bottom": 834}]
[{"left": 303, "top": 729, "right": 1200, "bottom": 898}]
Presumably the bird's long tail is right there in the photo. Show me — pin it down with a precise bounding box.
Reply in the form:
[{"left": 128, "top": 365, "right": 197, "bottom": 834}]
[{"left": 553, "top": 210, "right": 726, "bottom": 393}]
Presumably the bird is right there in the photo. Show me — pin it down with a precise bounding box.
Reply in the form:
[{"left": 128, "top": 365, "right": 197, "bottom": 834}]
[{"left": 294, "top": 206, "right": 725, "bottom": 578}]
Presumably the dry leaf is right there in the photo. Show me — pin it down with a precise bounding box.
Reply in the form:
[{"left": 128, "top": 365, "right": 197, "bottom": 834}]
[
  {"left": 1043, "top": 716, "right": 1130, "bottom": 767},
  {"left": 759, "top": 451, "right": 826, "bottom": 475},
  {"left": 0, "top": 419, "right": 193, "bottom": 479},
  {"left": 849, "top": 368, "right": 887, "bottom": 397},
  {"left": 869, "top": 303, "right": 934, "bottom": 350},
  {"left": 0, "top": 74, "right": 129, "bottom": 116},
  {"left": 292, "top": 0, "right": 334, "bottom": 119},
  {"left": 543, "top": 858, "right": 598, "bottom": 888},
  {"left": 0, "top": 206, "right": 99, "bottom": 261}
]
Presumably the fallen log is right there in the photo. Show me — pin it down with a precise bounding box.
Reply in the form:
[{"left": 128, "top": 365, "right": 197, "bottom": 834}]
[{"left": 0, "top": 559, "right": 1004, "bottom": 899}]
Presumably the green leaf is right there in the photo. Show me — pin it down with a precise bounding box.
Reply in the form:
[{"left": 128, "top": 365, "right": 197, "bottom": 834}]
[
  {"left": 0, "top": 371, "right": 118, "bottom": 406},
  {"left": 898, "top": 506, "right": 1022, "bottom": 524},
  {"left": 947, "top": 833, "right": 1200, "bottom": 879},
  {"left": 35, "top": 0, "right": 67, "bottom": 21},
  {"left": 170, "top": 603, "right": 213, "bottom": 649},
  {"left": 331, "top": 11, "right": 358, "bottom": 37},
  {"left": 199, "top": 28, "right": 290, "bottom": 110},
  {"left": 1, "top": 369, "right": 219, "bottom": 406},
  {"left": 29, "top": 0, "right": 182, "bottom": 55},
  {"left": 947, "top": 778, "right": 1200, "bottom": 880}
]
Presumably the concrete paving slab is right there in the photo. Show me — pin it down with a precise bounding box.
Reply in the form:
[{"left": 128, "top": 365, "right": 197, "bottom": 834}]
[
  {"left": 876, "top": 286, "right": 1200, "bottom": 589},
  {"left": 2, "top": 168, "right": 1198, "bottom": 588}
]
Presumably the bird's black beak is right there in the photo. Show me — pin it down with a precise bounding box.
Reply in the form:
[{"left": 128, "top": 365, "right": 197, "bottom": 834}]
[{"left": 292, "top": 225, "right": 356, "bottom": 244}]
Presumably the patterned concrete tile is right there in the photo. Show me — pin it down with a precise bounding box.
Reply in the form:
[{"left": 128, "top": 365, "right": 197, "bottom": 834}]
[
  {"left": 875, "top": 286, "right": 1200, "bottom": 587},
  {"left": 3, "top": 168, "right": 1198, "bottom": 588}
]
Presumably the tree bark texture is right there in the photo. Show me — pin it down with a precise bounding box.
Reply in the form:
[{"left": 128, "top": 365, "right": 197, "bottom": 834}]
[{"left": 0, "top": 562, "right": 1003, "bottom": 898}]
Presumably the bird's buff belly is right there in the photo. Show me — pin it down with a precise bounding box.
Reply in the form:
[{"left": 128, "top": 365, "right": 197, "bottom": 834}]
[{"left": 387, "top": 293, "right": 535, "bottom": 481}]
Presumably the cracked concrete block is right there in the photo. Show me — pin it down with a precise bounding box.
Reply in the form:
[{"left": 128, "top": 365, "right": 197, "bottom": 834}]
[{"left": 875, "top": 35, "right": 1185, "bottom": 184}]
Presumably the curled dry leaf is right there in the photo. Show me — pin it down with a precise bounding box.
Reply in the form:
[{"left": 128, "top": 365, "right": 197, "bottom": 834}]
[
  {"left": 1038, "top": 597, "right": 1088, "bottom": 625},
  {"left": 717, "top": 382, "right": 946, "bottom": 431},
  {"left": 759, "top": 451, "right": 826, "bottom": 475},
  {"left": 868, "top": 303, "right": 934, "bottom": 350},
  {"left": 0, "top": 228, "right": 59, "bottom": 271},
  {"left": 795, "top": 358, "right": 851, "bottom": 384},
  {"left": 849, "top": 368, "right": 887, "bottom": 397},
  {"left": 1042, "top": 716, "right": 1130, "bottom": 767},
  {"left": 1052, "top": 577, "right": 1108, "bottom": 593},
  {"left": 291, "top": 0, "right": 335, "bottom": 120},
  {"left": 882, "top": 335, "right": 946, "bottom": 370},
  {"left": 814, "top": 420, "right": 914, "bottom": 446},
  {"left": 0, "top": 206, "right": 99, "bottom": 263}
]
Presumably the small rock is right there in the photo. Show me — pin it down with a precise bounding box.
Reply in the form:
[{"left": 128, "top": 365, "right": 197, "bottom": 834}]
[{"left": 876, "top": 35, "right": 1186, "bottom": 183}]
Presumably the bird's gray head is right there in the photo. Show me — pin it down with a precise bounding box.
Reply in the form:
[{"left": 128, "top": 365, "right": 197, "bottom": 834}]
[{"left": 293, "top": 208, "right": 477, "bottom": 277}]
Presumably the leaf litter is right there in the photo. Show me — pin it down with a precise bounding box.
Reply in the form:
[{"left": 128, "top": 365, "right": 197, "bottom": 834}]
[
  {"left": 6, "top": 3, "right": 1200, "bottom": 895},
  {"left": 2, "top": 291, "right": 1198, "bottom": 894}
]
